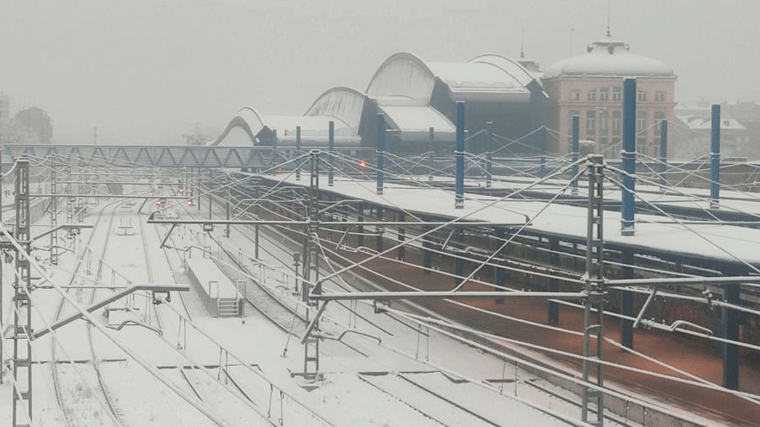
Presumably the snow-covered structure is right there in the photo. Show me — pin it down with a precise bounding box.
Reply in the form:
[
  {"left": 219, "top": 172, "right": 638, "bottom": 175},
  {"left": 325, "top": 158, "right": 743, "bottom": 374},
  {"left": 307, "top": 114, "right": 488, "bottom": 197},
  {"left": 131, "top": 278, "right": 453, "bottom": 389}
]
[
  {"left": 542, "top": 34, "right": 677, "bottom": 157},
  {"left": 212, "top": 87, "right": 366, "bottom": 147},
  {"left": 359, "top": 52, "right": 546, "bottom": 154},
  {"left": 212, "top": 52, "right": 546, "bottom": 155}
]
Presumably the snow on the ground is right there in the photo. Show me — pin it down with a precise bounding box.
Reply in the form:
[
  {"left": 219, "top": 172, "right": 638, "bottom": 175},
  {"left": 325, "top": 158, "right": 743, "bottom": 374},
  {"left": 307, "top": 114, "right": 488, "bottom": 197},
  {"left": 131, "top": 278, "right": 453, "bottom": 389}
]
[{"left": 0, "top": 183, "right": 652, "bottom": 427}]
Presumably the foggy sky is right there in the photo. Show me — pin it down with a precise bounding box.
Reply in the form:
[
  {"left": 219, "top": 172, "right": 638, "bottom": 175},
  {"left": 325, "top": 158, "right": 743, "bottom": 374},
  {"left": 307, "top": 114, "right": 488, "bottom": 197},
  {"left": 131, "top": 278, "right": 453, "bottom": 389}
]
[{"left": 1, "top": 0, "right": 758, "bottom": 145}]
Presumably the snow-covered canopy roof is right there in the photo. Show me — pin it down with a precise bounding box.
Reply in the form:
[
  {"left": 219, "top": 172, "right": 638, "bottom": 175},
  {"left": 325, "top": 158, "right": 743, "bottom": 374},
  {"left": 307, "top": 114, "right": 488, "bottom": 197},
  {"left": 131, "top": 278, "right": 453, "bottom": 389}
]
[
  {"left": 366, "top": 52, "right": 534, "bottom": 105},
  {"left": 544, "top": 37, "right": 675, "bottom": 79},
  {"left": 379, "top": 105, "right": 456, "bottom": 142},
  {"left": 210, "top": 105, "right": 360, "bottom": 147},
  {"left": 682, "top": 117, "right": 747, "bottom": 131}
]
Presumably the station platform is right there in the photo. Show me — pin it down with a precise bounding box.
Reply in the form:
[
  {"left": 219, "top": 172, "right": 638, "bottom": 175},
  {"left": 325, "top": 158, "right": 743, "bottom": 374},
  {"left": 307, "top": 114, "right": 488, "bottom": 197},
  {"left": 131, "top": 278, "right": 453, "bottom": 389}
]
[{"left": 334, "top": 248, "right": 760, "bottom": 426}]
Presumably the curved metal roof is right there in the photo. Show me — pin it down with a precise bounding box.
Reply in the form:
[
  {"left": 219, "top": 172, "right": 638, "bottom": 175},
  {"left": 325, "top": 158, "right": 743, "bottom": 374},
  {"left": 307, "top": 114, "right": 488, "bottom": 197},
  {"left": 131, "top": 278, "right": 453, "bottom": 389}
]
[
  {"left": 304, "top": 86, "right": 366, "bottom": 134},
  {"left": 211, "top": 106, "right": 265, "bottom": 146},
  {"left": 468, "top": 54, "right": 540, "bottom": 88},
  {"left": 366, "top": 52, "right": 533, "bottom": 104},
  {"left": 544, "top": 37, "right": 675, "bottom": 79},
  {"left": 366, "top": 52, "right": 436, "bottom": 105}
]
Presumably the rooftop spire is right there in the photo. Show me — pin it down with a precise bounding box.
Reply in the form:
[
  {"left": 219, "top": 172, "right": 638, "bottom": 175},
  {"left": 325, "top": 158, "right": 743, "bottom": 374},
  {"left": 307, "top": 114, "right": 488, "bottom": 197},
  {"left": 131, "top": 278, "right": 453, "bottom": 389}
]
[
  {"left": 606, "top": 0, "right": 612, "bottom": 37},
  {"left": 520, "top": 28, "right": 525, "bottom": 58}
]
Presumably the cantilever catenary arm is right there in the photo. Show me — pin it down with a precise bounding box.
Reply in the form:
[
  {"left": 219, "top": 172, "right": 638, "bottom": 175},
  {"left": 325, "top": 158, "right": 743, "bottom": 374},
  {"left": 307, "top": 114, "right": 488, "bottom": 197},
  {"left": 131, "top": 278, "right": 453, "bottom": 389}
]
[{"left": 31, "top": 284, "right": 189, "bottom": 340}]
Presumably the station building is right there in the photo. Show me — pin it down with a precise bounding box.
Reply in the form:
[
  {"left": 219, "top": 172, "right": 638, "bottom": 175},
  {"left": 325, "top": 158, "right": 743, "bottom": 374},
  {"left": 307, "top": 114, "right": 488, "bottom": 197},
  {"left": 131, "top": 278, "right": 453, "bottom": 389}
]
[
  {"left": 213, "top": 53, "right": 546, "bottom": 156},
  {"left": 541, "top": 34, "right": 677, "bottom": 158},
  {"left": 214, "top": 38, "right": 677, "bottom": 159}
]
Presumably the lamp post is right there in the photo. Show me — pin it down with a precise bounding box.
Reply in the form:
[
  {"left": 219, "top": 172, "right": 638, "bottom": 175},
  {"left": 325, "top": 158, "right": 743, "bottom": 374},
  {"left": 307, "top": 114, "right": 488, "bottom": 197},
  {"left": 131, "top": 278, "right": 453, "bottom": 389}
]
[{"left": 596, "top": 106, "right": 608, "bottom": 157}]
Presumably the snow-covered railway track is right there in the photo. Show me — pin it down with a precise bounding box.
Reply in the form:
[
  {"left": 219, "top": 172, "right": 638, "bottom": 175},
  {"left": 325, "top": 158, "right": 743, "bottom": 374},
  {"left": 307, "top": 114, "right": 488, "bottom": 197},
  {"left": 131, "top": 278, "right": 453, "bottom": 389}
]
[{"left": 51, "top": 200, "right": 126, "bottom": 427}]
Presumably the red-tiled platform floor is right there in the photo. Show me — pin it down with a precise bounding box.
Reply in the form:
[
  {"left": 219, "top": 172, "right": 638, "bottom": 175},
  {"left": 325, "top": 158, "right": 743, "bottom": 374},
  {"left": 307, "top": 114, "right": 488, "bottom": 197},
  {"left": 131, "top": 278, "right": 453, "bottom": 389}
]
[{"left": 332, "top": 247, "right": 760, "bottom": 426}]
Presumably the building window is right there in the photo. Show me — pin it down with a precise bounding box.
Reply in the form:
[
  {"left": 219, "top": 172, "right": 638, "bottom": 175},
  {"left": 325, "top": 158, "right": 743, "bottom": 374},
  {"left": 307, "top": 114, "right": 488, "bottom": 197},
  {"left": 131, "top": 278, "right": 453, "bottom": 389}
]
[
  {"left": 599, "top": 110, "right": 609, "bottom": 132},
  {"left": 655, "top": 91, "right": 666, "bottom": 102},
  {"left": 587, "top": 90, "right": 596, "bottom": 101},
  {"left": 612, "top": 111, "right": 622, "bottom": 131},
  {"left": 587, "top": 111, "right": 596, "bottom": 134},
  {"left": 637, "top": 138, "right": 647, "bottom": 154},
  {"left": 637, "top": 110, "right": 647, "bottom": 131},
  {"left": 613, "top": 87, "right": 622, "bottom": 101},
  {"left": 599, "top": 88, "right": 609, "bottom": 101},
  {"left": 654, "top": 111, "right": 666, "bottom": 131},
  {"left": 638, "top": 91, "right": 647, "bottom": 102},
  {"left": 569, "top": 91, "right": 580, "bottom": 100}
]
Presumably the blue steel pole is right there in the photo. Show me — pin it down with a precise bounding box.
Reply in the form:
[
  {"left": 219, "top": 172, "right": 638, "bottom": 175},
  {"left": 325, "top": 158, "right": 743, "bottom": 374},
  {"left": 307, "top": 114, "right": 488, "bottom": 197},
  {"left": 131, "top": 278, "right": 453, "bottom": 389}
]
[
  {"left": 455, "top": 102, "right": 465, "bottom": 209},
  {"left": 711, "top": 105, "right": 721, "bottom": 208},
  {"left": 486, "top": 121, "right": 493, "bottom": 188},
  {"left": 328, "top": 120, "right": 334, "bottom": 187},
  {"left": 539, "top": 126, "right": 547, "bottom": 177},
  {"left": 620, "top": 249, "right": 634, "bottom": 349},
  {"left": 377, "top": 114, "right": 384, "bottom": 195},
  {"left": 571, "top": 115, "right": 580, "bottom": 195},
  {"left": 428, "top": 127, "right": 435, "bottom": 182},
  {"left": 659, "top": 119, "right": 668, "bottom": 188},
  {"left": 548, "top": 237, "right": 559, "bottom": 325},
  {"left": 723, "top": 281, "right": 740, "bottom": 390},
  {"left": 621, "top": 78, "right": 637, "bottom": 236},
  {"left": 295, "top": 126, "right": 301, "bottom": 181}
]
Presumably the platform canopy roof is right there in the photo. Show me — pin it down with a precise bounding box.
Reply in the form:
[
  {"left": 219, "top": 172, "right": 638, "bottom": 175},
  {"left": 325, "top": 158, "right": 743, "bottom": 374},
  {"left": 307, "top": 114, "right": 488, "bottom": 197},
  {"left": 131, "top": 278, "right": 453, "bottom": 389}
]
[{"left": 379, "top": 105, "right": 456, "bottom": 142}]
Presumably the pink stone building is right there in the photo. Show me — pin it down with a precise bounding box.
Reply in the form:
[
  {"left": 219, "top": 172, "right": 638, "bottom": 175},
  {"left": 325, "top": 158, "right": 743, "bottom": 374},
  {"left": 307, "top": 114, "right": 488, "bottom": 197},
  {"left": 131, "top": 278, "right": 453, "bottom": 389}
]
[{"left": 542, "top": 36, "right": 677, "bottom": 158}]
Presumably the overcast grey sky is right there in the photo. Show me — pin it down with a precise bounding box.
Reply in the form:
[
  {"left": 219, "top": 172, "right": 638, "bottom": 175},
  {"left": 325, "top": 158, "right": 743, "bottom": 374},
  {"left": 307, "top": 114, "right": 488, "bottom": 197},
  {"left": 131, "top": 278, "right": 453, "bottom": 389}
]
[{"left": 1, "top": 0, "right": 758, "bottom": 144}]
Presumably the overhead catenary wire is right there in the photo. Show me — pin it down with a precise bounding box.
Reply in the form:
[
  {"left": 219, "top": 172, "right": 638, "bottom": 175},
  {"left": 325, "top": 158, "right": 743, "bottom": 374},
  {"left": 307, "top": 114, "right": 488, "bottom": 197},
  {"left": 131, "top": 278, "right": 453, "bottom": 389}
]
[
  {"left": 389, "top": 307, "right": 760, "bottom": 404},
  {"left": 605, "top": 165, "right": 760, "bottom": 276},
  {"left": 0, "top": 224, "right": 238, "bottom": 427},
  {"left": 315, "top": 156, "right": 588, "bottom": 285}
]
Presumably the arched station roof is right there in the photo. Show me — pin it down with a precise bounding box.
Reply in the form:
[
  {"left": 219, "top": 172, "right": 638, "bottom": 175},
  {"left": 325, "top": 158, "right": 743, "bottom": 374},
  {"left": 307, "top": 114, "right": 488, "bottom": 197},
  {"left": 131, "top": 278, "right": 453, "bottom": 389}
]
[
  {"left": 211, "top": 107, "right": 265, "bottom": 146},
  {"left": 366, "top": 53, "right": 436, "bottom": 105},
  {"left": 366, "top": 52, "right": 535, "bottom": 104},
  {"left": 304, "top": 86, "right": 367, "bottom": 134},
  {"left": 468, "top": 53, "right": 543, "bottom": 89},
  {"left": 211, "top": 88, "right": 365, "bottom": 147},
  {"left": 213, "top": 52, "right": 542, "bottom": 146}
]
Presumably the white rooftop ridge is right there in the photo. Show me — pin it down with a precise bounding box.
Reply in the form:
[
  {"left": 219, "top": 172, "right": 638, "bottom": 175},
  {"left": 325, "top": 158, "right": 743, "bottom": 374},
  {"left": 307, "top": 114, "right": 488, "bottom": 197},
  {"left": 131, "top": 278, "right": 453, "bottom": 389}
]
[{"left": 544, "top": 36, "right": 675, "bottom": 79}]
